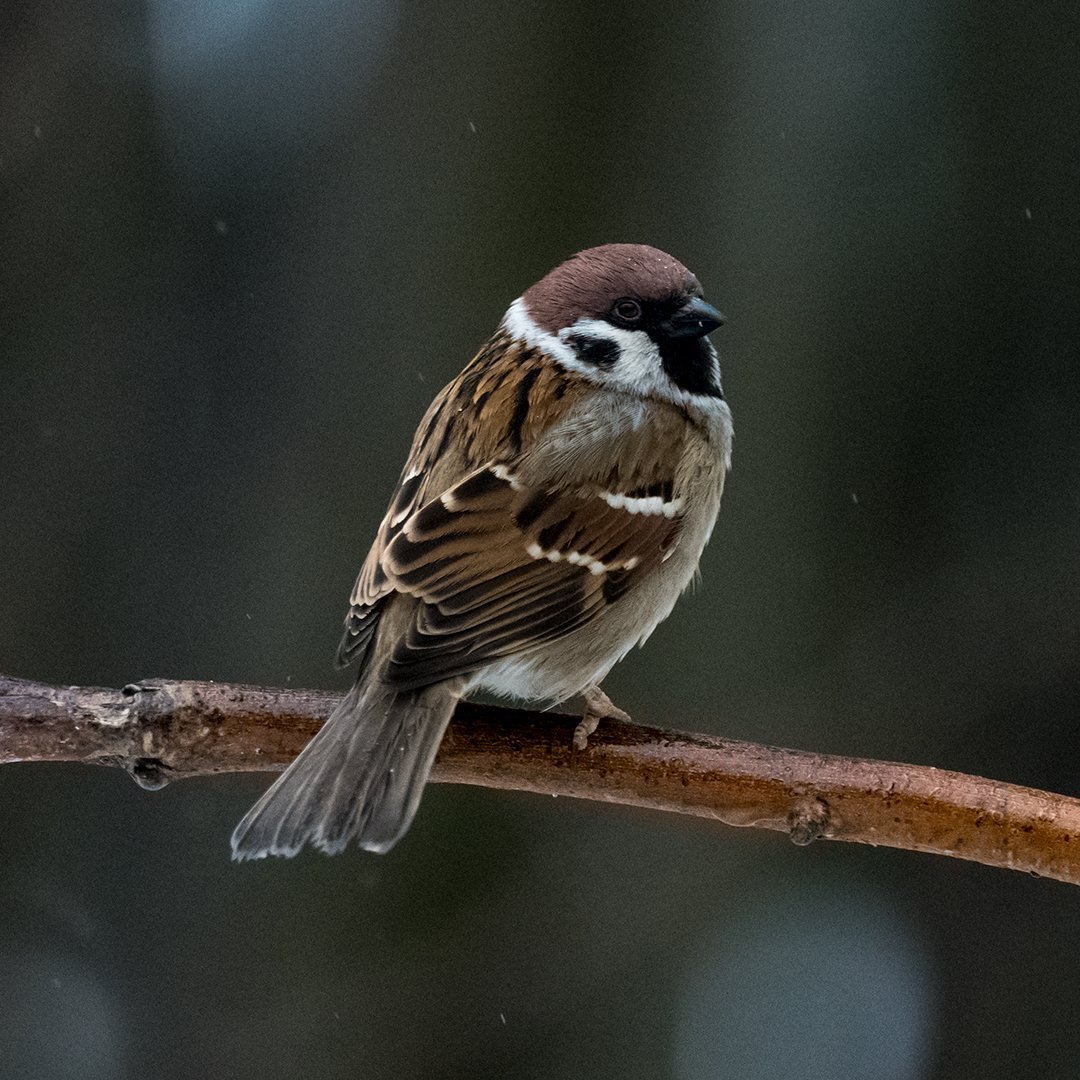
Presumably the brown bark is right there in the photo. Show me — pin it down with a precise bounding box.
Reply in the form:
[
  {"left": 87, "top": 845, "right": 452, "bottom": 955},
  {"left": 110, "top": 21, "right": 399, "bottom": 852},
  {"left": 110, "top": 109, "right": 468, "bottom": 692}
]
[{"left": 2, "top": 672, "right": 1078, "bottom": 884}]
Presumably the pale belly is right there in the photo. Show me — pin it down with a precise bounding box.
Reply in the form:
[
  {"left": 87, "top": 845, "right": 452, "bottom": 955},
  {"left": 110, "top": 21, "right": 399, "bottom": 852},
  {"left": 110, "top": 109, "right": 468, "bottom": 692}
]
[
  {"left": 470, "top": 387, "right": 731, "bottom": 704},
  {"left": 471, "top": 479, "right": 724, "bottom": 703}
]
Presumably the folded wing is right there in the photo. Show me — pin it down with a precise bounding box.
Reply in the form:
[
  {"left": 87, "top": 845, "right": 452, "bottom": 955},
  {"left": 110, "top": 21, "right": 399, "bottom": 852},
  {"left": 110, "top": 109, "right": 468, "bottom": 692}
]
[{"left": 379, "top": 463, "right": 684, "bottom": 689}]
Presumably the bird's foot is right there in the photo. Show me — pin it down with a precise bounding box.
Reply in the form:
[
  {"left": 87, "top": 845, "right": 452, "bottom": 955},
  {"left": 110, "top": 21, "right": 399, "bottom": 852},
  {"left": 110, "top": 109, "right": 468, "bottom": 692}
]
[{"left": 573, "top": 686, "right": 631, "bottom": 750}]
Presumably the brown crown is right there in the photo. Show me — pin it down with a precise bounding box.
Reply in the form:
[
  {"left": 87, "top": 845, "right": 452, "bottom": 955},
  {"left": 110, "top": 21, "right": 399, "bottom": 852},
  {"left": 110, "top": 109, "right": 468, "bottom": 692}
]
[{"left": 522, "top": 244, "right": 702, "bottom": 333}]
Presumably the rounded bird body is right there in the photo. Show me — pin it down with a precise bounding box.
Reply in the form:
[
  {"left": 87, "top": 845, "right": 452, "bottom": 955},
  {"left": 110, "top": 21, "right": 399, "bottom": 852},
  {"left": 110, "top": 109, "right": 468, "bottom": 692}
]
[{"left": 232, "top": 243, "right": 732, "bottom": 859}]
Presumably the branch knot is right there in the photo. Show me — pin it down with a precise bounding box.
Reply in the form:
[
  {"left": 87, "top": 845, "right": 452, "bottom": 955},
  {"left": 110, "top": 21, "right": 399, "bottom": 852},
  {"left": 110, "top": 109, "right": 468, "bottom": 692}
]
[{"left": 788, "top": 796, "right": 832, "bottom": 846}]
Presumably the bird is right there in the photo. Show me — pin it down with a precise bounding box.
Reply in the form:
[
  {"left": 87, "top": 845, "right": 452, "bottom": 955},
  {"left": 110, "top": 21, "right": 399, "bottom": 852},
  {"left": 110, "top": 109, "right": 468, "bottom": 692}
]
[{"left": 231, "top": 243, "right": 733, "bottom": 859}]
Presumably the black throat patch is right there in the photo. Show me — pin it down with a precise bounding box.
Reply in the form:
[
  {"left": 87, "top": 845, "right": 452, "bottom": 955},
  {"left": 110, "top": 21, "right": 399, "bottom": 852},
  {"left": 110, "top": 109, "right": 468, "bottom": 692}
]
[{"left": 657, "top": 338, "right": 723, "bottom": 398}]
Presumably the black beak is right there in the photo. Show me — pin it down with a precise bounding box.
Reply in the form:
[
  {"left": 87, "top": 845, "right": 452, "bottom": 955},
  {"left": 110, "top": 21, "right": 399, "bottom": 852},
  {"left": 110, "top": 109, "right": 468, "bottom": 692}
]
[{"left": 658, "top": 296, "right": 725, "bottom": 340}]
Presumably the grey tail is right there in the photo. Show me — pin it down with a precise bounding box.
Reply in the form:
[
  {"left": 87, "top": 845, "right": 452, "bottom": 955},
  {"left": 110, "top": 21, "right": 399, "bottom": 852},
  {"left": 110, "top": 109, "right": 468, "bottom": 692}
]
[{"left": 230, "top": 680, "right": 459, "bottom": 859}]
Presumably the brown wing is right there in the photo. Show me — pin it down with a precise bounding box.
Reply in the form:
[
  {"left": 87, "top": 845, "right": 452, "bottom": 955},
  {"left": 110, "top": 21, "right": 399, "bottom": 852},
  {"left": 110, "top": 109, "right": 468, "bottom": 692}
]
[
  {"left": 336, "top": 364, "right": 473, "bottom": 669},
  {"left": 335, "top": 466, "right": 425, "bottom": 669},
  {"left": 336, "top": 333, "right": 583, "bottom": 669},
  {"left": 377, "top": 464, "right": 683, "bottom": 690}
]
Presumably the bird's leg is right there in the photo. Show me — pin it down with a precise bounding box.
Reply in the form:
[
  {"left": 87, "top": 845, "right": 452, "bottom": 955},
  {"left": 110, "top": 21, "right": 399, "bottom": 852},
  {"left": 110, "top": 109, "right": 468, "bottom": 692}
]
[{"left": 573, "top": 686, "right": 632, "bottom": 751}]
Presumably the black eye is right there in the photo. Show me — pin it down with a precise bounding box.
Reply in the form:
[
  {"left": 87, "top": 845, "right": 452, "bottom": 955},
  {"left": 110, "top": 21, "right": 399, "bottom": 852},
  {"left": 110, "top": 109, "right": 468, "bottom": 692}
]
[{"left": 612, "top": 298, "right": 642, "bottom": 324}]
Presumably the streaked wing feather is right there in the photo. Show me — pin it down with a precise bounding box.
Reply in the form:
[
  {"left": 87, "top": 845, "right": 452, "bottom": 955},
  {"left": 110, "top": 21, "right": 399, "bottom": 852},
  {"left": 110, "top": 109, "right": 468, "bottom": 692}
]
[
  {"left": 378, "top": 464, "right": 682, "bottom": 690},
  {"left": 336, "top": 390, "right": 468, "bottom": 669},
  {"left": 337, "top": 338, "right": 581, "bottom": 670}
]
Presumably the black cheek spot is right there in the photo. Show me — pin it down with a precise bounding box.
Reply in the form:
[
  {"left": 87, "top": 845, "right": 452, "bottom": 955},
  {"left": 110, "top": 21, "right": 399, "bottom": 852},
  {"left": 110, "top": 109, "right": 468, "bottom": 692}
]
[{"left": 566, "top": 333, "right": 619, "bottom": 369}]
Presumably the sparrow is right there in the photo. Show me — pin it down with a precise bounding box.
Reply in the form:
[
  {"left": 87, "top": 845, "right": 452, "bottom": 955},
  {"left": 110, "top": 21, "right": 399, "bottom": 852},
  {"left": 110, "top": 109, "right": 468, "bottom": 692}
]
[{"left": 231, "top": 243, "right": 732, "bottom": 859}]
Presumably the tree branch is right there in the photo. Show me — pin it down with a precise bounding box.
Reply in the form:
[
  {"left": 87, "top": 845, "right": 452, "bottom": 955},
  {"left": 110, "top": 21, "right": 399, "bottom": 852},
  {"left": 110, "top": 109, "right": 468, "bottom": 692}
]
[{"left": 2, "top": 671, "right": 1078, "bottom": 883}]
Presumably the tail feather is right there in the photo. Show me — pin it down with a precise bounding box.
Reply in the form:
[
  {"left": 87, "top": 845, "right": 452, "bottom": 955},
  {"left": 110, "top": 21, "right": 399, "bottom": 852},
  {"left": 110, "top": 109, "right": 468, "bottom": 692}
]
[{"left": 230, "top": 680, "right": 460, "bottom": 859}]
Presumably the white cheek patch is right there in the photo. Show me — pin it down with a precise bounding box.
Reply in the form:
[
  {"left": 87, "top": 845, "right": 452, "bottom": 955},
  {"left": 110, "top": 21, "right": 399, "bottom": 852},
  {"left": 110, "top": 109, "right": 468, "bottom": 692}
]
[
  {"left": 502, "top": 298, "right": 728, "bottom": 411},
  {"left": 502, "top": 300, "right": 649, "bottom": 386},
  {"left": 502, "top": 298, "right": 579, "bottom": 369},
  {"left": 559, "top": 318, "right": 667, "bottom": 398},
  {"left": 600, "top": 491, "right": 684, "bottom": 518}
]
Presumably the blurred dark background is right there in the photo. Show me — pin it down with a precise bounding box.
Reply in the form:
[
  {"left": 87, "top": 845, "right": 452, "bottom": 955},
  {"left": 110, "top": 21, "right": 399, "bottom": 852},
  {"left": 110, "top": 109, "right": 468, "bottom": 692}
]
[{"left": 2, "top": 1, "right": 1079, "bottom": 1077}]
